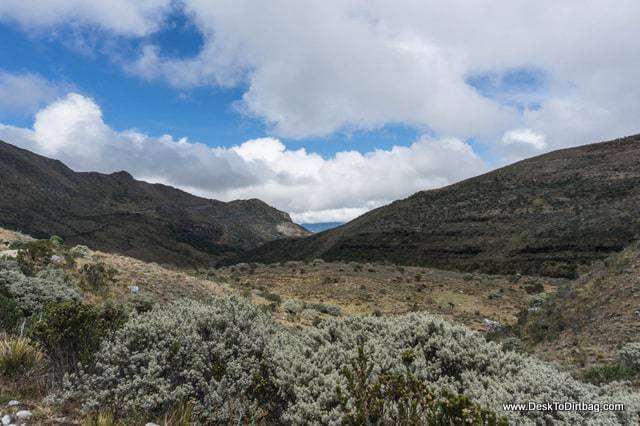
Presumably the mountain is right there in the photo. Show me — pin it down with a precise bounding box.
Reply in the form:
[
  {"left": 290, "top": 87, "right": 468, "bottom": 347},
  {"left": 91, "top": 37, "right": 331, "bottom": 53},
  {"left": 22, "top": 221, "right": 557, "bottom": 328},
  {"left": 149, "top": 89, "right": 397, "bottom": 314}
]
[
  {"left": 234, "top": 134, "right": 640, "bottom": 277},
  {"left": 0, "top": 140, "right": 309, "bottom": 266}
]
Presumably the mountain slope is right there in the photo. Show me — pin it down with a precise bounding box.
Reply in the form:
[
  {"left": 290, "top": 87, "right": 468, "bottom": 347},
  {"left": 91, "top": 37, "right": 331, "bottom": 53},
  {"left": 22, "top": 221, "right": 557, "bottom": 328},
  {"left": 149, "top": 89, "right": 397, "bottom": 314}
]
[
  {"left": 236, "top": 134, "right": 640, "bottom": 277},
  {"left": 0, "top": 140, "right": 308, "bottom": 266}
]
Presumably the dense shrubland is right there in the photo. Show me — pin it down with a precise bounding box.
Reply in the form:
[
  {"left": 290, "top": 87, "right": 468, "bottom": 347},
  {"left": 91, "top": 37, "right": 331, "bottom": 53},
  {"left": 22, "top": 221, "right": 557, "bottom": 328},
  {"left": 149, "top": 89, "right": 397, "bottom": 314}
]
[
  {"left": 68, "top": 298, "right": 640, "bottom": 425},
  {"left": 2, "top": 237, "right": 640, "bottom": 424}
]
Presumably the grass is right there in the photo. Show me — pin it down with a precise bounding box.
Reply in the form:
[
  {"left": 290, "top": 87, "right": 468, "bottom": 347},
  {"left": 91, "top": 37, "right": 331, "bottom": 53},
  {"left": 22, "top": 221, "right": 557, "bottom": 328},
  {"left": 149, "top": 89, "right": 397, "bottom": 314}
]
[{"left": 0, "top": 335, "right": 44, "bottom": 377}]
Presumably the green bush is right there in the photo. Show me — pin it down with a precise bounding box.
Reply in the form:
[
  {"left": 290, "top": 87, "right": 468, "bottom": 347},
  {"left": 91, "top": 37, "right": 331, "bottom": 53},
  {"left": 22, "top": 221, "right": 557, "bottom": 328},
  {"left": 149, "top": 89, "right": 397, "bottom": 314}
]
[
  {"left": 523, "top": 281, "right": 544, "bottom": 294},
  {"left": 307, "top": 302, "right": 342, "bottom": 316},
  {"left": 16, "top": 240, "right": 55, "bottom": 276},
  {"left": 49, "top": 235, "right": 64, "bottom": 247},
  {"left": 336, "top": 346, "right": 507, "bottom": 425},
  {"left": 259, "top": 291, "right": 282, "bottom": 305},
  {"left": 79, "top": 263, "right": 116, "bottom": 291},
  {"left": 0, "top": 283, "right": 22, "bottom": 333},
  {"left": 582, "top": 363, "right": 635, "bottom": 385},
  {"left": 31, "top": 300, "right": 128, "bottom": 375}
]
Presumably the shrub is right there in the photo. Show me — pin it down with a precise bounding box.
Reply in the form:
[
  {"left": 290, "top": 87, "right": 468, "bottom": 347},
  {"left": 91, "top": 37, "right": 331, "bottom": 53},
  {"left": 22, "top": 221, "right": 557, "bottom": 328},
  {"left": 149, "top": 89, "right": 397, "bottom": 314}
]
[
  {"left": 71, "top": 298, "right": 290, "bottom": 424},
  {"left": 582, "top": 363, "right": 635, "bottom": 385},
  {"left": 16, "top": 240, "right": 54, "bottom": 276},
  {"left": 49, "top": 235, "right": 64, "bottom": 247},
  {"left": 0, "top": 284, "right": 22, "bottom": 333},
  {"left": 79, "top": 263, "right": 116, "bottom": 291},
  {"left": 259, "top": 291, "right": 282, "bottom": 305},
  {"left": 283, "top": 298, "right": 303, "bottom": 315},
  {"left": 618, "top": 342, "right": 640, "bottom": 372},
  {"left": 70, "top": 245, "right": 91, "bottom": 259},
  {"left": 307, "top": 302, "right": 342, "bottom": 316},
  {"left": 126, "top": 294, "right": 155, "bottom": 314},
  {"left": 70, "top": 298, "right": 640, "bottom": 425},
  {"left": 336, "top": 346, "right": 507, "bottom": 425},
  {"left": 523, "top": 281, "right": 545, "bottom": 294},
  {"left": 31, "top": 301, "right": 128, "bottom": 375},
  {"left": 301, "top": 308, "right": 320, "bottom": 322},
  {"left": 0, "top": 268, "right": 81, "bottom": 315},
  {"left": 517, "top": 296, "right": 566, "bottom": 343},
  {"left": 0, "top": 335, "right": 44, "bottom": 377}
]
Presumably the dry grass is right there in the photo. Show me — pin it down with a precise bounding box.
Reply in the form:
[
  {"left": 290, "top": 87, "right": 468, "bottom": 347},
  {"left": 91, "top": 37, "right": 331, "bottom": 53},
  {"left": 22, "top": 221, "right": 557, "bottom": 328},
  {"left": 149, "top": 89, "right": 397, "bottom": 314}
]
[{"left": 206, "top": 261, "right": 555, "bottom": 331}]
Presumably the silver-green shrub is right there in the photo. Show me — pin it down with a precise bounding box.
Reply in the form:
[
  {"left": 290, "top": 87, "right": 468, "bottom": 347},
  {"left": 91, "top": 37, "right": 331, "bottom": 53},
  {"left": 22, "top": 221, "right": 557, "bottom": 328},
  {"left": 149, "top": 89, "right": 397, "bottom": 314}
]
[
  {"left": 69, "top": 245, "right": 91, "bottom": 258},
  {"left": 618, "top": 342, "right": 640, "bottom": 372},
  {"left": 71, "top": 298, "right": 640, "bottom": 425},
  {"left": 283, "top": 298, "right": 303, "bottom": 314},
  {"left": 0, "top": 267, "right": 81, "bottom": 314},
  {"left": 70, "top": 298, "right": 294, "bottom": 424}
]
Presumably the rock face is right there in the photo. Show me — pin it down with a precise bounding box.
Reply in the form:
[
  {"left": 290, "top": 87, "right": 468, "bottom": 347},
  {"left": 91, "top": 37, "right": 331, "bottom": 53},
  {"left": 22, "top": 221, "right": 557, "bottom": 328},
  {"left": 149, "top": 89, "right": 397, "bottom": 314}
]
[
  {"left": 0, "top": 140, "right": 309, "bottom": 267},
  {"left": 236, "top": 134, "right": 640, "bottom": 277}
]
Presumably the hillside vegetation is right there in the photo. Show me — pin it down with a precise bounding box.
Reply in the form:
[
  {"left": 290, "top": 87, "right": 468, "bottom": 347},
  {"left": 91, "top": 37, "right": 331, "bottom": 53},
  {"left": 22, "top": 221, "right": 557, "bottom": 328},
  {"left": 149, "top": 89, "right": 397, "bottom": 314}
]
[
  {"left": 235, "top": 134, "right": 640, "bottom": 278},
  {"left": 1, "top": 228, "right": 640, "bottom": 424},
  {"left": 0, "top": 140, "right": 308, "bottom": 268}
]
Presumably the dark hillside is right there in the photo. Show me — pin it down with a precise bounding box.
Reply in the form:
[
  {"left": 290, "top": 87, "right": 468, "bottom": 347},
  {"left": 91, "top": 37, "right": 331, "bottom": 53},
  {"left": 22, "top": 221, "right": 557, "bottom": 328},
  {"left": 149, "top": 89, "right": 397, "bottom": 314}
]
[
  {"left": 0, "top": 140, "right": 308, "bottom": 266},
  {"left": 236, "top": 134, "right": 640, "bottom": 277}
]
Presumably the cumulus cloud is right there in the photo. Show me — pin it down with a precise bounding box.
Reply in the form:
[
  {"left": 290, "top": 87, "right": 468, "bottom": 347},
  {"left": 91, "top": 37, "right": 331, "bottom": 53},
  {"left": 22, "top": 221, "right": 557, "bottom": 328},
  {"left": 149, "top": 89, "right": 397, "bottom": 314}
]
[
  {"left": 0, "top": 71, "right": 68, "bottom": 116},
  {"left": 498, "top": 128, "right": 546, "bottom": 162},
  {"left": 0, "top": 0, "right": 172, "bottom": 36},
  {"left": 123, "top": 0, "right": 640, "bottom": 156},
  {"left": 2, "top": 1, "right": 639, "bottom": 162},
  {"left": 0, "top": 93, "right": 486, "bottom": 223}
]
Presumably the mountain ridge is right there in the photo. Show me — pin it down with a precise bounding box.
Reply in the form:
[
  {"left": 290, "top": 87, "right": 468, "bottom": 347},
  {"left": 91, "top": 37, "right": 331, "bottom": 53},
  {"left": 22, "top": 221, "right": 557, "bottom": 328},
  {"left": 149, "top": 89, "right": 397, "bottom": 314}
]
[
  {"left": 0, "top": 139, "right": 309, "bottom": 266},
  {"left": 232, "top": 134, "right": 640, "bottom": 277}
]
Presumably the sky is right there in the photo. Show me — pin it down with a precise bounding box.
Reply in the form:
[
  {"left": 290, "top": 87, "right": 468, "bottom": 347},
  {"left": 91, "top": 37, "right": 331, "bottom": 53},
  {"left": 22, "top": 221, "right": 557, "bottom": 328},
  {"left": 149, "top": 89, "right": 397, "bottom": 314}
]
[{"left": 0, "top": 1, "right": 639, "bottom": 224}]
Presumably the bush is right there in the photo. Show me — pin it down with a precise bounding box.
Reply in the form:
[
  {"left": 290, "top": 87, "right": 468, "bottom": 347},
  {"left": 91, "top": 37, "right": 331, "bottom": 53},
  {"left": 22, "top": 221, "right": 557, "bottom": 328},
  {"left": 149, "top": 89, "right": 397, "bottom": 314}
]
[
  {"left": 31, "top": 301, "right": 128, "bottom": 375},
  {"left": 70, "top": 298, "right": 640, "bottom": 425},
  {"left": 49, "top": 235, "right": 64, "bottom": 247},
  {"left": 79, "top": 263, "right": 116, "bottom": 291},
  {"left": 307, "top": 302, "right": 342, "bottom": 316},
  {"left": 618, "top": 342, "right": 640, "bottom": 372},
  {"left": 523, "top": 281, "right": 545, "bottom": 294},
  {"left": 259, "top": 291, "right": 282, "bottom": 305},
  {"left": 283, "top": 298, "right": 303, "bottom": 315},
  {"left": 16, "top": 240, "right": 55, "bottom": 276},
  {"left": 582, "top": 363, "right": 635, "bottom": 385},
  {"left": 0, "top": 284, "right": 22, "bottom": 333},
  {"left": 301, "top": 308, "right": 320, "bottom": 322},
  {"left": 0, "top": 268, "right": 81, "bottom": 315},
  {"left": 71, "top": 298, "right": 290, "bottom": 424},
  {"left": 70, "top": 245, "right": 91, "bottom": 259},
  {"left": 336, "top": 345, "right": 508, "bottom": 425},
  {"left": 0, "top": 335, "right": 44, "bottom": 377}
]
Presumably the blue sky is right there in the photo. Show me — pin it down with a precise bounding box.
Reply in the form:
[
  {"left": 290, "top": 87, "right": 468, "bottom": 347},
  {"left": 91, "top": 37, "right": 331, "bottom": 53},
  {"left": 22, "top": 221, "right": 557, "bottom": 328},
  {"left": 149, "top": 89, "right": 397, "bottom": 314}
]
[
  {"left": 0, "top": 21, "right": 426, "bottom": 159},
  {"left": 0, "top": 1, "right": 638, "bottom": 223}
]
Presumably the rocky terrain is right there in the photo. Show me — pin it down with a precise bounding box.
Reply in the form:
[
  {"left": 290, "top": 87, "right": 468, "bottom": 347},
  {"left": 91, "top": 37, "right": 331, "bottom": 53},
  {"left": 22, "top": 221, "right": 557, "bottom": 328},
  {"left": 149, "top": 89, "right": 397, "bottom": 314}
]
[
  {"left": 0, "top": 140, "right": 308, "bottom": 267},
  {"left": 235, "top": 134, "right": 640, "bottom": 277}
]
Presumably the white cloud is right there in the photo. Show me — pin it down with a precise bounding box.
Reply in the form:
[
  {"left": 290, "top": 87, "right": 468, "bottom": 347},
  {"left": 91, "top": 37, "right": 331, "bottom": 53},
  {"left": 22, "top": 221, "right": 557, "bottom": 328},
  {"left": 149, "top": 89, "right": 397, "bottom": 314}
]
[
  {"left": 0, "top": 71, "right": 67, "bottom": 115},
  {"left": 498, "top": 128, "right": 546, "bottom": 162},
  {"left": 119, "top": 0, "right": 640, "bottom": 156},
  {"left": 0, "top": 93, "right": 487, "bottom": 223},
  {"left": 0, "top": 0, "right": 172, "bottom": 36},
  {"left": 3, "top": 2, "right": 640, "bottom": 161}
]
